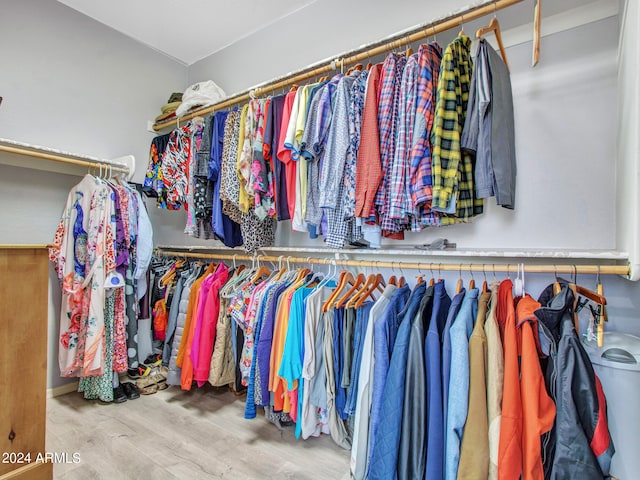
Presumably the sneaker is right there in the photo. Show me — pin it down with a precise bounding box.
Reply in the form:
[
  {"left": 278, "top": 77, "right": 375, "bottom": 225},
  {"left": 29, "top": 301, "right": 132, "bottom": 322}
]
[
  {"left": 142, "top": 353, "right": 162, "bottom": 367},
  {"left": 121, "top": 382, "right": 140, "bottom": 400},
  {"left": 112, "top": 385, "right": 127, "bottom": 403},
  {"left": 127, "top": 365, "right": 151, "bottom": 379}
]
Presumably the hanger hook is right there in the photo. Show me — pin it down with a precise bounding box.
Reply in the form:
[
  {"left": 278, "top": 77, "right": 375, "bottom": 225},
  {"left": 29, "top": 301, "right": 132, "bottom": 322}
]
[
  {"left": 554, "top": 264, "right": 559, "bottom": 282},
  {"left": 469, "top": 263, "right": 474, "bottom": 281},
  {"left": 430, "top": 262, "right": 434, "bottom": 278},
  {"left": 597, "top": 265, "right": 601, "bottom": 285},
  {"left": 494, "top": 0, "right": 498, "bottom": 18},
  {"left": 482, "top": 264, "right": 487, "bottom": 282},
  {"left": 460, "top": 14, "right": 465, "bottom": 33},
  {"left": 506, "top": 263, "right": 511, "bottom": 279},
  {"left": 573, "top": 264, "right": 578, "bottom": 284}
]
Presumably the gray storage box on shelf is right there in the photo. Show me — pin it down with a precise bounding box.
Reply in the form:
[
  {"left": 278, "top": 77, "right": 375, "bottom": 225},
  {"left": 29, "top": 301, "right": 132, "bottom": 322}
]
[{"left": 583, "top": 332, "right": 640, "bottom": 479}]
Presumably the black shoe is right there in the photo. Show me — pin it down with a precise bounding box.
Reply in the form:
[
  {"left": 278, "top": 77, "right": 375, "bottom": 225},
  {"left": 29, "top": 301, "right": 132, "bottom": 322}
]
[
  {"left": 121, "top": 382, "right": 140, "bottom": 400},
  {"left": 113, "top": 385, "right": 127, "bottom": 403},
  {"left": 142, "top": 353, "right": 162, "bottom": 367},
  {"left": 127, "top": 365, "right": 151, "bottom": 379}
]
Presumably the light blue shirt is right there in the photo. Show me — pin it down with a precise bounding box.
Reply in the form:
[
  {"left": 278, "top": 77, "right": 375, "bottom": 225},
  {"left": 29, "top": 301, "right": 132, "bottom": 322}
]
[{"left": 445, "top": 288, "right": 479, "bottom": 480}]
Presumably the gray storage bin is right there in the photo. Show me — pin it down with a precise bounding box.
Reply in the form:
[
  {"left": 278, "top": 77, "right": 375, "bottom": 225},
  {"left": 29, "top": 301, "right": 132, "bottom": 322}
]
[{"left": 583, "top": 332, "right": 640, "bottom": 479}]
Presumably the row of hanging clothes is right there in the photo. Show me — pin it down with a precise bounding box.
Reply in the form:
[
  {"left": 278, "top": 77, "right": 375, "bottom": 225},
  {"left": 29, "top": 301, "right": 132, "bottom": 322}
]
[
  {"left": 143, "top": 30, "right": 516, "bottom": 253},
  {"left": 151, "top": 253, "right": 614, "bottom": 480},
  {"left": 49, "top": 172, "right": 154, "bottom": 402}
]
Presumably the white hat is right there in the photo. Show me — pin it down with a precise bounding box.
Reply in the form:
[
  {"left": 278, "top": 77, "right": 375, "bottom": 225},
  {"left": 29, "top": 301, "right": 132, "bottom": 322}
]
[{"left": 175, "top": 80, "right": 226, "bottom": 117}]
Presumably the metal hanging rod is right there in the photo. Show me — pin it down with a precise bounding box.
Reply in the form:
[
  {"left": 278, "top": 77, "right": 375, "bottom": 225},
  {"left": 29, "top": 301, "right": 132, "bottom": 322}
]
[
  {"left": 155, "top": 249, "right": 630, "bottom": 277},
  {"left": 153, "top": 0, "right": 524, "bottom": 131},
  {"left": 0, "top": 143, "right": 130, "bottom": 174}
]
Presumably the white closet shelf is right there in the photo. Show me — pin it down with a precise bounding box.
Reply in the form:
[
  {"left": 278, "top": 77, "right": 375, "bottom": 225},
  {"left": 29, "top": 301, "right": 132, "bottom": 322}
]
[
  {"left": 156, "top": 245, "right": 629, "bottom": 262},
  {"left": 0, "top": 138, "right": 134, "bottom": 178}
]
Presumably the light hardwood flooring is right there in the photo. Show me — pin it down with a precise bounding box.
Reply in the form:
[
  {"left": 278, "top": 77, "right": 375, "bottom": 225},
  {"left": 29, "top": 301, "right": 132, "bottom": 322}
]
[{"left": 47, "top": 384, "right": 350, "bottom": 479}]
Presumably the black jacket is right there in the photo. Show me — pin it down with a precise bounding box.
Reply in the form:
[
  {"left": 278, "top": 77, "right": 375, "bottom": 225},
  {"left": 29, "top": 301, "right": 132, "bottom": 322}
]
[{"left": 536, "top": 285, "right": 615, "bottom": 479}]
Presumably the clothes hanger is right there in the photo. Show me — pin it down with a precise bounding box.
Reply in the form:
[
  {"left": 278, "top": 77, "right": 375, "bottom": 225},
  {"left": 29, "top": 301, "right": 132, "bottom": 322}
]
[
  {"left": 596, "top": 266, "right": 608, "bottom": 347},
  {"left": 455, "top": 264, "right": 463, "bottom": 294},
  {"left": 468, "top": 264, "right": 475, "bottom": 290},
  {"left": 458, "top": 14, "right": 466, "bottom": 37},
  {"left": 251, "top": 255, "right": 271, "bottom": 283},
  {"left": 335, "top": 272, "right": 365, "bottom": 309},
  {"left": 482, "top": 264, "right": 488, "bottom": 293},
  {"left": 476, "top": 14, "right": 510, "bottom": 72},
  {"left": 427, "top": 263, "right": 435, "bottom": 287},
  {"left": 322, "top": 270, "right": 354, "bottom": 312},
  {"left": 397, "top": 262, "right": 407, "bottom": 288},
  {"left": 354, "top": 273, "right": 385, "bottom": 309},
  {"left": 553, "top": 265, "right": 562, "bottom": 295},
  {"left": 532, "top": 0, "right": 541, "bottom": 67}
]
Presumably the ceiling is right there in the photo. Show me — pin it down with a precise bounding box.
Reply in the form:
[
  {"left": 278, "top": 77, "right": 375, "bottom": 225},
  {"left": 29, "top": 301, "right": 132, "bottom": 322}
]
[{"left": 56, "top": 0, "right": 317, "bottom": 65}]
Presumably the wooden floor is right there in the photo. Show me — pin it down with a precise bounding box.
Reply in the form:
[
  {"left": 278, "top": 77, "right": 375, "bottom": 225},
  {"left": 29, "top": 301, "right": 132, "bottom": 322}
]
[{"left": 47, "top": 385, "right": 350, "bottom": 479}]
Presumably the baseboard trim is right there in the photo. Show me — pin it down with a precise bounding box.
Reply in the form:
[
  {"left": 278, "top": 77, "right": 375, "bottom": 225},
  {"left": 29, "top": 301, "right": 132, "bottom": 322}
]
[{"left": 47, "top": 381, "right": 78, "bottom": 398}]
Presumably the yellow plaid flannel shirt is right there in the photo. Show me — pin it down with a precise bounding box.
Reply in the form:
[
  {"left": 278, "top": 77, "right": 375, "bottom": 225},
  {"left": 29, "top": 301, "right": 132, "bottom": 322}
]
[{"left": 431, "top": 35, "right": 483, "bottom": 222}]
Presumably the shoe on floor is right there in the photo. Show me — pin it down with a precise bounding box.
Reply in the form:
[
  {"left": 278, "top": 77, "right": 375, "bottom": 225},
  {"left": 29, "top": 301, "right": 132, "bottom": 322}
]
[
  {"left": 127, "top": 365, "right": 151, "bottom": 379},
  {"left": 135, "top": 371, "right": 165, "bottom": 389},
  {"left": 112, "top": 385, "right": 127, "bottom": 403},
  {"left": 121, "top": 382, "right": 140, "bottom": 400},
  {"left": 142, "top": 353, "right": 162, "bottom": 367},
  {"left": 140, "top": 383, "right": 159, "bottom": 395}
]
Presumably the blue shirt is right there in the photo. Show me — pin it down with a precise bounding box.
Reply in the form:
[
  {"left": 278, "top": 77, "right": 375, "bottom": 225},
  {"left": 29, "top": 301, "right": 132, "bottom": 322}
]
[
  {"left": 425, "top": 280, "right": 452, "bottom": 480},
  {"left": 368, "top": 282, "right": 426, "bottom": 480},
  {"left": 369, "top": 284, "right": 411, "bottom": 459},
  {"left": 441, "top": 288, "right": 466, "bottom": 427},
  {"left": 445, "top": 288, "right": 479, "bottom": 480},
  {"left": 344, "top": 301, "right": 373, "bottom": 416}
]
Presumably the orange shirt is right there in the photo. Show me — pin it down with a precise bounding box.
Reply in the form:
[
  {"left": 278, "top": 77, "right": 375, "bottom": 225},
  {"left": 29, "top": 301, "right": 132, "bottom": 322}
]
[
  {"left": 517, "top": 295, "right": 556, "bottom": 480},
  {"left": 355, "top": 63, "right": 383, "bottom": 218},
  {"left": 269, "top": 286, "right": 296, "bottom": 412},
  {"left": 497, "top": 280, "right": 522, "bottom": 480}
]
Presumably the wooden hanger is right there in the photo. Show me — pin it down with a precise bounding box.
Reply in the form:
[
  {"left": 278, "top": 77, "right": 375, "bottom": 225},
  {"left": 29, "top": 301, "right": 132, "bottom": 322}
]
[
  {"left": 455, "top": 264, "right": 464, "bottom": 294},
  {"left": 398, "top": 276, "right": 407, "bottom": 287},
  {"left": 354, "top": 274, "right": 385, "bottom": 309},
  {"left": 335, "top": 273, "right": 365, "bottom": 309},
  {"left": 596, "top": 267, "right": 608, "bottom": 347},
  {"left": 388, "top": 275, "right": 397, "bottom": 286},
  {"left": 366, "top": 61, "right": 373, "bottom": 71},
  {"left": 481, "top": 265, "right": 488, "bottom": 293},
  {"left": 289, "top": 84, "right": 299, "bottom": 92},
  {"left": 346, "top": 273, "right": 374, "bottom": 309},
  {"left": 405, "top": 46, "right": 414, "bottom": 57},
  {"left": 532, "top": 0, "right": 541, "bottom": 66},
  {"left": 476, "top": 17, "right": 510, "bottom": 72},
  {"left": 322, "top": 271, "right": 353, "bottom": 312},
  {"left": 458, "top": 14, "right": 466, "bottom": 37}
]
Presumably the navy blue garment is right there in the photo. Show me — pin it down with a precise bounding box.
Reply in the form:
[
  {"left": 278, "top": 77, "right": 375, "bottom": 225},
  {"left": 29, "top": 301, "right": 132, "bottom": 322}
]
[
  {"left": 266, "top": 94, "right": 290, "bottom": 221},
  {"left": 441, "top": 288, "right": 466, "bottom": 433},
  {"left": 425, "top": 280, "right": 452, "bottom": 480},
  {"left": 333, "top": 307, "right": 348, "bottom": 420},
  {"left": 210, "top": 110, "right": 243, "bottom": 247},
  {"left": 209, "top": 111, "right": 227, "bottom": 182},
  {"left": 344, "top": 301, "right": 374, "bottom": 416},
  {"left": 398, "top": 284, "right": 434, "bottom": 480},
  {"left": 368, "top": 282, "right": 427, "bottom": 480}
]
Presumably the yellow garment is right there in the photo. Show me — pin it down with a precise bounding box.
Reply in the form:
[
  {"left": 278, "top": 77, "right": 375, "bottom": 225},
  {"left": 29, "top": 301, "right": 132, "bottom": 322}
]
[{"left": 236, "top": 104, "right": 250, "bottom": 212}]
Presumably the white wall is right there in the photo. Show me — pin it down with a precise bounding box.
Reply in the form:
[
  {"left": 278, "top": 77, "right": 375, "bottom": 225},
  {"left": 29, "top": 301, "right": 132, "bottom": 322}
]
[{"left": 0, "top": 0, "right": 187, "bottom": 388}]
